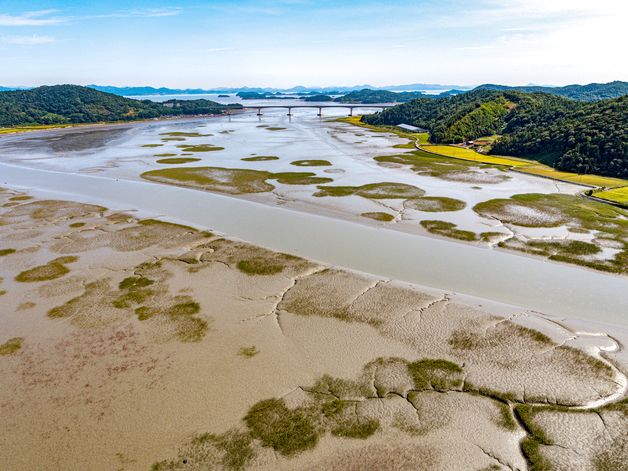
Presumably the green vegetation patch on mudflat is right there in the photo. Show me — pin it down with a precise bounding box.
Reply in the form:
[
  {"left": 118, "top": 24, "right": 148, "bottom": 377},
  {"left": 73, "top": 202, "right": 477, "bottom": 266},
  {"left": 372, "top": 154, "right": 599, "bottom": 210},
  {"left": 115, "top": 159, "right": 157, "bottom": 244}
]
[
  {"left": 273, "top": 172, "right": 332, "bottom": 186},
  {"left": 9, "top": 195, "right": 33, "bottom": 201},
  {"left": 244, "top": 398, "right": 319, "bottom": 456},
  {"left": 176, "top": 144, "right": 224, "bottom": 152},
  {"left": 154, "top": 153, "right": 178, "bottom": 157},
  {"left": 331, "top": 417, "right": 380, "bottom": 439},
  {"left": 290, "top": 159, "right": 331, "bottom": 167},
  {"left": 142, "top": 167, "right": 275, "bottom": 194},
  {"left": 142, "top": 144, "right": 163, "bottom": 148},
  {"left": 142, "top": 166, "right": 332, "bottom": 195},
  {"left": 69, "top": 222, "right": 85, "bottom": 228},
  {"left": 137, "top": 218, "right": 198, "bottom": 232},
  {"left": 0, "top": 337, "right": 23, "bottom": 355},
  {"left": 405, "top": 196, "right": 466, "bottom": 212},
  {"left": 477, "top": 193, "right": 628, "bottom": 273},
  {"left": 420, "top": 220, "right": 477, "bottom": 241},
  {"left": 266, "top": 127, "right": 286, "bottom": 131},
  {"left": 407, "top": 359, "right": 464, "bottom": 391},
  {"left": 161, "top": 137, "right": 186, "bottom": 142},
  {"left": 375, "top": 149, "right": 508, "bottom": 184},
  {"left": 0, "top": 248, "right": 16, "bottom": 256},
  {"left": 156, "top": 157, "right": 201, "bottom": 164},
  {"left": 495, "top": 403, "right": 518, "bottom": 431},
  {"left": 315, "top": 182, "right": 425, "bottom": 199},
  {"left": 236, "top": 258, "right": 285, "bottom": 276},
  {"left": 475, "top": 193, "right": 628, "bottom": 229},
  {"left": 241, "top": 156, "right": 279, "bottom": 161},
  {"left": 15, "top": 256, "right": 78, "bottom": 282},
  {"left": 361, "top": 212, "right": 395, "bottom": 222},
  {"left": 160, "top": 132, "right": 211, "bottom": 137}
]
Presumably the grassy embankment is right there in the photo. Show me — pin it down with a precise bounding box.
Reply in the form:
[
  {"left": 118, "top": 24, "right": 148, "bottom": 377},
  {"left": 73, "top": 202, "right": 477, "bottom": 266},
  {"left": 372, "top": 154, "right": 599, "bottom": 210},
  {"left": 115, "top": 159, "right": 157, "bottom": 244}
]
[{"left": 339, "top": 116, "right": 628, "bottom": 202}]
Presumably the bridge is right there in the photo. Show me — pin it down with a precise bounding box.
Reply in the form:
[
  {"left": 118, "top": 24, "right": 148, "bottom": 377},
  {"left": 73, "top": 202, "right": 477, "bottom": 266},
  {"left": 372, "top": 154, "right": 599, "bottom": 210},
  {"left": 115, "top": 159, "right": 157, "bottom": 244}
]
[{"left": 240, "top": 104, "right": 395, "bottom": 117}]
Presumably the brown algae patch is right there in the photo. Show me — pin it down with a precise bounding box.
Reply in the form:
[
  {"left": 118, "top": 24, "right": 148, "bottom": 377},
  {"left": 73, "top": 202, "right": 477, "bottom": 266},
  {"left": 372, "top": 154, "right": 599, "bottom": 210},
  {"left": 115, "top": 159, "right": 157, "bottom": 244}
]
[
  {"left": 156, "top": 158, "right": 201, "bottom": 164},
  {"left": 155, "top": 153, "right": 178, "bottom": 157},
  {"left": 238, "top": 346, "right": 259, "bottom": 358},
  {"left": 266, "top": 127, "right": 286, "bottom": 131},
  {"left": 0, "top": 337, "right": 24, "bottom": 355},
  {"left": 420, "top": 220, "right": 477, "bottom": 241},
  {"left": 142, "top": 144, "right": 164, "bottom": 148},
  {"left": 9, "top": 195, "right": 33, "bottom": 201},
  {"left": 141, "top": 166, "right": 332, "bottom": 195},
  {"left": 361, "top": 212, "right": 395, "bottom": 222},
  {"left": 15, "top": 256, "right": 79, "bottom": 282},
  {"left": 69, "top": 222, "right": 85, "bottom": 228},
  {"left": 291, "top": 160, "right": 331, "bottom": 167},
  {"left": 405, "top": 197, "right": 466, "bottom": 212},
  {"left": 315, "top": 182, "right": 425, "bottom": 199},
  {"left": 241, "top": 156, "right": 279, "bottom": 162}
]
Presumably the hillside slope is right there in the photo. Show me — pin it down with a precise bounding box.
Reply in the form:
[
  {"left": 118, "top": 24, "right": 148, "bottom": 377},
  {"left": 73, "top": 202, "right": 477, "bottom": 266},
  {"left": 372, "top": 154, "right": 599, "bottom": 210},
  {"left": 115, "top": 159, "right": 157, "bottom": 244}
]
[{"left": 362, "top": 90, "right": 627, "bottom": 178}]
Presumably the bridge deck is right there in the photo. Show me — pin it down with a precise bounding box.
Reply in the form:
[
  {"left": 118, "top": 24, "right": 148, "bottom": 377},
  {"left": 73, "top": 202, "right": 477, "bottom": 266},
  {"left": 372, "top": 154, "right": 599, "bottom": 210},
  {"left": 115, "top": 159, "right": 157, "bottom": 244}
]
[{"left": 241, "top": 104, "right": 395, "bottom": 109}]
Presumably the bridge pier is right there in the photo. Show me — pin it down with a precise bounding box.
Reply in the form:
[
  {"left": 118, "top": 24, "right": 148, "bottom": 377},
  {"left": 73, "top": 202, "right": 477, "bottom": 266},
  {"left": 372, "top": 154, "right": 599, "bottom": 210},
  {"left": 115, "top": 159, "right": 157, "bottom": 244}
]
[
  {"left": 287, "top": 107, "right": 292, "bottom": 116},
  {"left": 256, "top": 107, "right": 263, "bottom": 116},
  {"left": 317, "top": 107, "right": 322, "bottom": 117},
  {"left": 349, "top": 107, "right": 353, "bottom": 117}
]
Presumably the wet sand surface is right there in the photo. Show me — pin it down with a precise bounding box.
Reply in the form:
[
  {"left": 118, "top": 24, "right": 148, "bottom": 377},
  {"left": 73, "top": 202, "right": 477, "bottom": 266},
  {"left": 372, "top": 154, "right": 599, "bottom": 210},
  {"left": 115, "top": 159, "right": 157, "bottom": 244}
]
[
  {"left": 1, "top": 109, "right": 625, "bottom": 281},
  {"left": 2, "top": 162, "right": 627, "bottom": 326},
  {"left": 0, "top": 190, "right": 626, "bottom": 470}
]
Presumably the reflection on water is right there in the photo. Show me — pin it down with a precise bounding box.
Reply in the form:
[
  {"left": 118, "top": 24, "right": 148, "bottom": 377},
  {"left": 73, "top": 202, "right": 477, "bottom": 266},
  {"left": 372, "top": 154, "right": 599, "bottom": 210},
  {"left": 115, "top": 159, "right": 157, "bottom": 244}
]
[{"left": 2, "top": 127, "right": 132, "bottom": 153}]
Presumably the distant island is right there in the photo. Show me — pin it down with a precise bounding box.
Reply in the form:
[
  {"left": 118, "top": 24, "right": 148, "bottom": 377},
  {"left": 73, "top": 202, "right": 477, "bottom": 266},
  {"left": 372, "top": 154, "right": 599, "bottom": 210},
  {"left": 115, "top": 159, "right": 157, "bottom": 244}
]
[{"left": 303, "top": 94, "right": 334, "bottom": 102}]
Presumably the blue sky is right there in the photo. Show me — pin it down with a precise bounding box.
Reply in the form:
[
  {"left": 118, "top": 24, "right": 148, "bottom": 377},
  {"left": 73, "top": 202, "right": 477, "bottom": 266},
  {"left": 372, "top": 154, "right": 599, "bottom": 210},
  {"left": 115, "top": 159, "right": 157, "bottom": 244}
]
[{"left": 0, "top": 0, "right": 626, "bottom": 88}]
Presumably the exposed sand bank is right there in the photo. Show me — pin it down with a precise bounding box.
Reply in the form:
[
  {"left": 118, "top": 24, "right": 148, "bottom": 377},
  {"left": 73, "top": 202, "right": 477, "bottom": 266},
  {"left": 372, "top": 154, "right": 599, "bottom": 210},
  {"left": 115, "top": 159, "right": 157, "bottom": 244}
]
[{"left": 0, "top": 189, "right": 626, "bottom": 470}]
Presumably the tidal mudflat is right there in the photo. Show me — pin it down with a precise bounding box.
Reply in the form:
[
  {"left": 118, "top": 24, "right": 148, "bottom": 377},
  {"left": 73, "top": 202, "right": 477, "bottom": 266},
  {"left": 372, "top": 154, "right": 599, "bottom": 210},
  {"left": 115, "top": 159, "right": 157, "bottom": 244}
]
[
  {"left": 0, "top": 189, "right": 626, "bottom": 470},
  {"left": 1, "top": 109, "right": 623, "bottom": 274}
]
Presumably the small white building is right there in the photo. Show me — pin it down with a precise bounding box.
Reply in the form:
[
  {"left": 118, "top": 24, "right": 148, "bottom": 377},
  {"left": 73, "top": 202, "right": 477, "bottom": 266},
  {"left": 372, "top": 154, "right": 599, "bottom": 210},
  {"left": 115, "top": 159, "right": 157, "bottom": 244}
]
[{"left": 397, "top": 123, "right": 428, "bottom": 133}]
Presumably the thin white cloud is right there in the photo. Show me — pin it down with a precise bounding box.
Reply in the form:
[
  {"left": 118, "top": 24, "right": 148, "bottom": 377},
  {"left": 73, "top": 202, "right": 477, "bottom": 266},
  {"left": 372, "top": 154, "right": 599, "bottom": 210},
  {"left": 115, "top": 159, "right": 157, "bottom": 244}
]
[
  {"left": 205, "top": 47, "right": 233, "bottom": 53},
  {"left": 0, "top": 10, "right": 65, "bottom": 26},
  {"left": 1, "top": 34, "right": 56, "bottom": 45},
  {"left": 81, "top": 8, "right": 182, "bottom": 20}
]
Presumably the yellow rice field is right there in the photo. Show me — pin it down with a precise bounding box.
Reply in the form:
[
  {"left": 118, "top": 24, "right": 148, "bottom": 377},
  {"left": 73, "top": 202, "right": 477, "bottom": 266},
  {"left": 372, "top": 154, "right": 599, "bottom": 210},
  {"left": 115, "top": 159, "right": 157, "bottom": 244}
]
[
  {"left": 516, "top": 165, "right": 628, "bottom": 188},
  {"left": 592, "top": 186, "right": 628, "bottom": 205},
  {"left": 422, "top": 144, "right": 531, "bottom": 167}
]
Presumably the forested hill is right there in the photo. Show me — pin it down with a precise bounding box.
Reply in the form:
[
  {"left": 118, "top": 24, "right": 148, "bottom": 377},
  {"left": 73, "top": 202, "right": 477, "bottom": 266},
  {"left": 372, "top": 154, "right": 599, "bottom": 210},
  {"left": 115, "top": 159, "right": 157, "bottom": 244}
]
[
  {"left": 335, "top": 89, "right": 428, "bottom": 103},
  {"left": 362, "top": 90, "right": 628, "bottom": 178},
  {"left": 0, "top": 85, "right": 238, "bottom": 127},
  {"left": 474, "top": 81, "right": 628, "bottom": 102}
]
